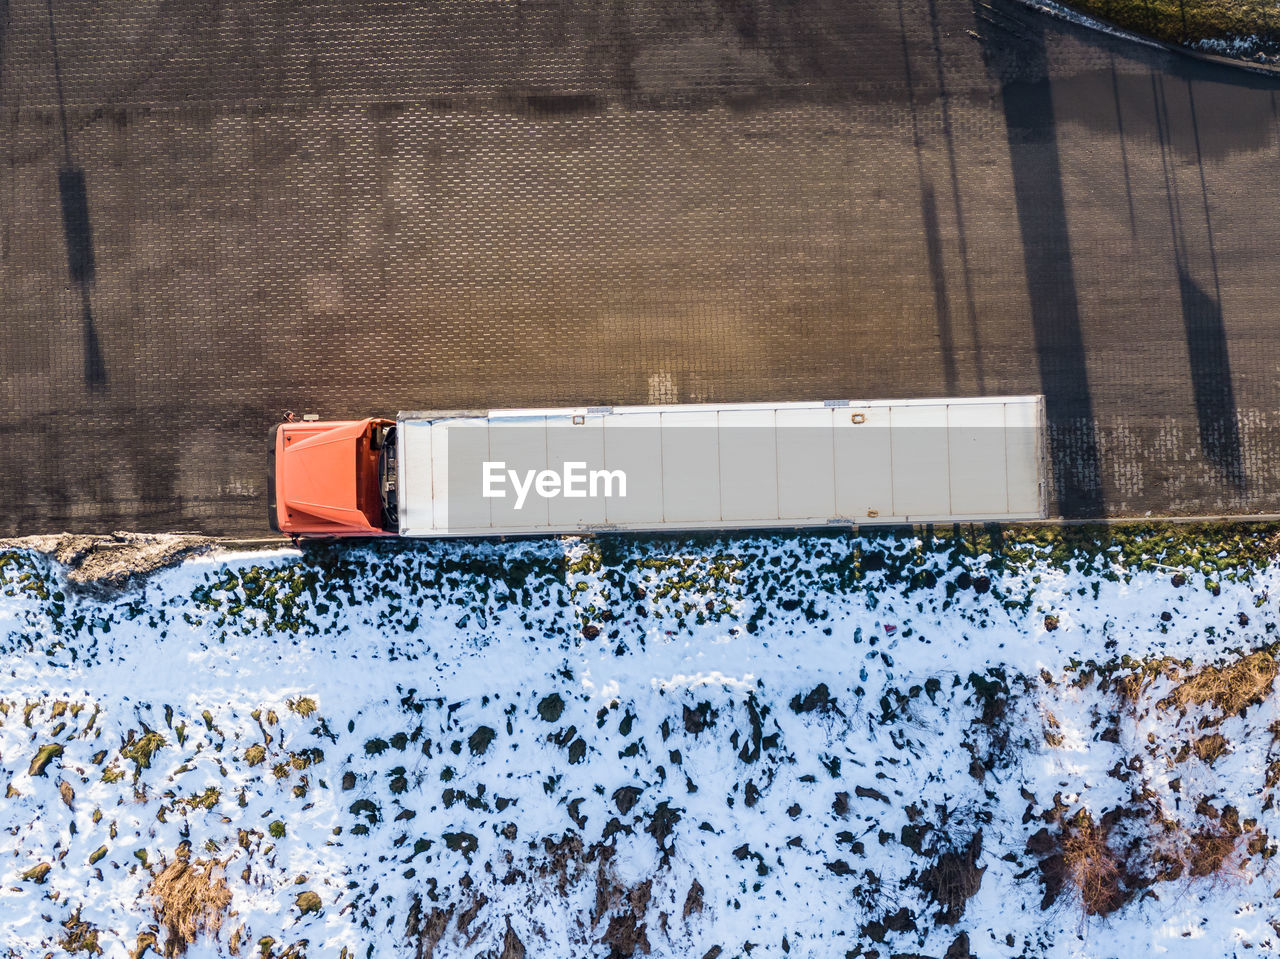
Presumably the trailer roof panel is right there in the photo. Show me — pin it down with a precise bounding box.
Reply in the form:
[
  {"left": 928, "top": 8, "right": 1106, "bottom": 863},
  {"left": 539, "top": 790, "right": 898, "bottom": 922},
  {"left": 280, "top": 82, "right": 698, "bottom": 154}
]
[{"left": 395, "top": 396, "right": 1046, "bottom": 536}]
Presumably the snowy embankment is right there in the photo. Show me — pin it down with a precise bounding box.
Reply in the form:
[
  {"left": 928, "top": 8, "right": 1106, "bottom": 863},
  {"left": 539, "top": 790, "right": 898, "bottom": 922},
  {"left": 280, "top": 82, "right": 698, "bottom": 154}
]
[{"left": 2, "top": 528, "right": 1280, "bottom": 958}]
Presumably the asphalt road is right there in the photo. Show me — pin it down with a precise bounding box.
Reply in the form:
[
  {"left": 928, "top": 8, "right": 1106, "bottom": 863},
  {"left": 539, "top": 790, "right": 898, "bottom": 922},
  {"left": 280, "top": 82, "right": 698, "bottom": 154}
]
[{"left": 2, "top": 0, "right": 1279, "bottom": 535}]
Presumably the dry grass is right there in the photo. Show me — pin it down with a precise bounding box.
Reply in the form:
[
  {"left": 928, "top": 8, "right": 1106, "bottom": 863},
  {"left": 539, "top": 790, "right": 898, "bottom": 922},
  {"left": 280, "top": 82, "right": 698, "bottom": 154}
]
[
  {"left": 1189, "top": 827, "right": 1245, "bottom": 879},
  {"left": 1038, "top": 800, "right": 1259, "bottom": 914},
  {"left": 1159, "top": 652, "right": 1276, "bottom": 723},
  {"left": 286, "top": 697, "right": 317, "bottom": 718},
  {"left": 1113, "top": 657, "right": 1181, "bottom": 705},
  {"left": 1065, "top": 0, "right": 1280, "bottom": 48},
  {"left": 1112, "top": 671, "right": 1147, "bottom": 704},
  {"left": 1042, "top": 711, "right": 1064, "bottom": 748},
  {"left": 147, "top": 852, "right": 233, "bottom": 957},
  {"left": 59, "top": 908, "right": 102, "bottom": 955},
  {"left": 1061, "top": 818, "right": 1127, "bottom": 916},
  {"left": 1192, "top": 733, "right": 1230, "bottom": 765}
]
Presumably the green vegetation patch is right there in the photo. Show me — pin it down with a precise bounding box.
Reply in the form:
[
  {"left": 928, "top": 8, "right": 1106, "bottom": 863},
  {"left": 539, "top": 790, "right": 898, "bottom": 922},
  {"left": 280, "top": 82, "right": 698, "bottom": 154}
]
[{"left": 120, "top": 730, "right": 166, "bottom": 780}]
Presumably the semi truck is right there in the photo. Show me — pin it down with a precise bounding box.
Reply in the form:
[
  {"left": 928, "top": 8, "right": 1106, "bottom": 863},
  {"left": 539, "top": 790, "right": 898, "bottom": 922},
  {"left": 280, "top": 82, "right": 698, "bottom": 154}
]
[{"left": 269, "top": 396, "right": 1047, "bottom": 539}]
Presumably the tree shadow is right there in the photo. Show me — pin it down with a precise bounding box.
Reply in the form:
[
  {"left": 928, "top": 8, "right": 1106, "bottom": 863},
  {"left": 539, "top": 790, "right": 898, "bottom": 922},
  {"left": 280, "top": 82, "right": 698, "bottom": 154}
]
[
  {"left": 1151, "top": 73, "right": 1241, "bottom": 488},
  {"left": 920, "top": 183, "right": 959, "bottom": 393},
  {"left": 58, "top": 165, "right": 94, "bottom": 283},
  {"left": 896, "top": 0, "right": 957, "bottom": 394},
  {"left": 1180, "top": 81, "right": 1240, "bottom": 488},
  {"left": 973, "top": 0, "right": 1102, "bottom": 517},
  {"left": 923, "top": 0, "right": 984, "bottom": 391},
  {"left": 1177, "top": 268, "right": 1241, "bottom": 487},
  {"left": 47, "top": 0, "right": 106, "bottom": 390},
  {"left": 58, "top": 162, "right": 106, "bottom": 390},
  {"left": 1109, "top": 54, "right": 1138, "bottom": 237}
]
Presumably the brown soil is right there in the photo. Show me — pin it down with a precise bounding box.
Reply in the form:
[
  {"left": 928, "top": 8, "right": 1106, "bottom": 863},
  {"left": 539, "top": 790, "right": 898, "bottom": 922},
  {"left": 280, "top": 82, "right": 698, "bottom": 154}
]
[
  {"left": 599, "top": 879, "right": 653, "bottom": 959},
  {"left": 682, "top": 880, "right": 704, "bottom": 919},
  {"left": 918, "top": 832, "right": 985, "bottom": 924},
  {"left": 404, "top": 896, "right": 454, "bottom": 959},
  {"left": 499, "top": 918, "right": 526, "bottom": 959},
  {"left": 8, "top": 533, "right": 215, "bottom": 596}
]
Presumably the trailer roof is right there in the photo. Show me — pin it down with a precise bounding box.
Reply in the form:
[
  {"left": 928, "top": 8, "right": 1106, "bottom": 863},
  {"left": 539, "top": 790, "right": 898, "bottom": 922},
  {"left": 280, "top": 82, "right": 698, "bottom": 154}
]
[{"left": 396, "top": 397, "right": 1045, "bottom": 536}]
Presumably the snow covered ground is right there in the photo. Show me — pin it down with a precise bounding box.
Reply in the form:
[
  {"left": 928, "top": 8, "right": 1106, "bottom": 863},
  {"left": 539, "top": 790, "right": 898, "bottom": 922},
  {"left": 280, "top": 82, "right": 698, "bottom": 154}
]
[{"left": 2, "top": 528, "right": 1280, "bottom": 958}]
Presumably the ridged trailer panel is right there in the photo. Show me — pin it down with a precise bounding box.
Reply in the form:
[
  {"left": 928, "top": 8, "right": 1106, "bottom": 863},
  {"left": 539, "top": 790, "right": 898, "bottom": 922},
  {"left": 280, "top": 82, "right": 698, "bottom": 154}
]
[{"left": 396, "top": 396, "right": 1047, "bottom": 537}]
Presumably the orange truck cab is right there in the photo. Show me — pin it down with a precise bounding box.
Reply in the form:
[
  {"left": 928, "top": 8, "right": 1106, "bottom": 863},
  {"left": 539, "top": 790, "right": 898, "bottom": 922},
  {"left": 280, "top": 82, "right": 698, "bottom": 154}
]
[{"left": 269, "top": 417, "right": 397, "bottom": 537}]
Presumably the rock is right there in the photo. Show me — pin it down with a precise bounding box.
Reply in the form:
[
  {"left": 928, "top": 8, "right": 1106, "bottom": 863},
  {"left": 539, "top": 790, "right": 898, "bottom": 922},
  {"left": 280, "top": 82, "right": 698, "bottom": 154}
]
[
  {"left": 468, "top": 726, "right": 495, "bottom": 756},
  {"left": 645, "top": 801, "right": 681, "bottom": 855},
  {"left": 443, "top": 832, "right": 478, "bottom": 858},
  {"left": 900, "top": 823, "right": 930, "bottom": 854},
  {"left": 683, "top": 702, "right": 716, "bottom": 735},
  {"left": 537, "top": 694, "right": 565, "bottom": 723},
  {"left": 790, "top": 684, "right": 838, "bottom": 714},
  {"left": 882, "top": 906, "right": 915, "bottom": 932},
  {"left": 613, "top": 786, "right": 642, "bottom": 815},
  {"left": 1025, "top": 827, "right": 1055, "bottom": 856},
  {"left": 295, "top": 891, "right": 322, "bottom": 915},
  {"left": 29, "top": 744, "right": 63, "bottom": 777},
  {"left": 22, "top": 862, "right": 52, "bottom": 883}
]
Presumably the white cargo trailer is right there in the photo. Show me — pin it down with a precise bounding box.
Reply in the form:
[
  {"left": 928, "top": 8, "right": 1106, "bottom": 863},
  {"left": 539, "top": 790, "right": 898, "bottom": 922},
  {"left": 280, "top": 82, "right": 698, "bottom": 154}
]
[{"left": 386, "top": 396, "right": 1047, "bottom": 537}]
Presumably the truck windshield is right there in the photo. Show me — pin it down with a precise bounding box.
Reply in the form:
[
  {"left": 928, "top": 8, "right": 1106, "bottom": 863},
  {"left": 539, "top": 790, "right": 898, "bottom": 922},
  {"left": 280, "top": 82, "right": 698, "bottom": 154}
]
[{"left": 378, "top": 426, "right": 398, "bottom": 532}]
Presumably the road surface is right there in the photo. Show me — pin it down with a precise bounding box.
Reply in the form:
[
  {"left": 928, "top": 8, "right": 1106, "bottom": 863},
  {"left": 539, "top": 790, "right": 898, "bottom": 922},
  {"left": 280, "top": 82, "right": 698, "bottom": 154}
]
[{"left": 2, "top": 0, "right": 1279, "bottom": 533}]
